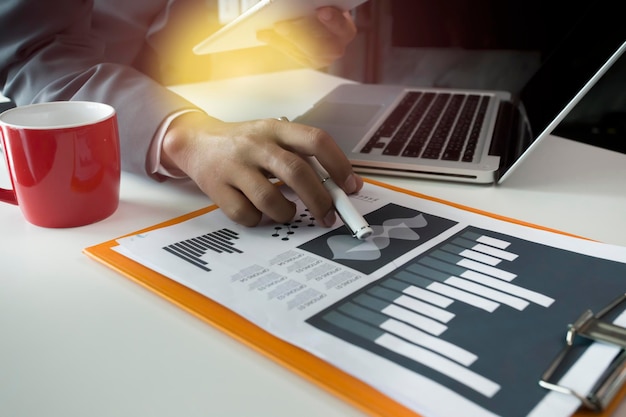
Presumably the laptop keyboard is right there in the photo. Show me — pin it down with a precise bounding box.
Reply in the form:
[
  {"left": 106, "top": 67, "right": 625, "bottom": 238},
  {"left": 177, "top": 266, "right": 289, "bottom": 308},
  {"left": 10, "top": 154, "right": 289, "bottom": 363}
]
[{"left": 360, "top": 91, "right": 489, "bottom": 162}]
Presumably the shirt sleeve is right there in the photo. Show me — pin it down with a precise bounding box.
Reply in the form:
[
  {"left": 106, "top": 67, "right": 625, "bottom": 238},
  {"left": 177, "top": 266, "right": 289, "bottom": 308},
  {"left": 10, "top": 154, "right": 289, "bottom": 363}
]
[
  {"left": 0, "top": 0, "right": 203, "bottom": 178},
  {"left": 148, "top": 109, "right": 206, "bottom": 179}
]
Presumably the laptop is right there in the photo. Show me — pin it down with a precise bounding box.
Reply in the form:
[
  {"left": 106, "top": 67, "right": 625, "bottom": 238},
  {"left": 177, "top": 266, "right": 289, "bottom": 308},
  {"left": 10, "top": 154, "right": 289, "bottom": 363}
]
[{"left": 295, "top": 1, "right": 626, "bottom": 184}]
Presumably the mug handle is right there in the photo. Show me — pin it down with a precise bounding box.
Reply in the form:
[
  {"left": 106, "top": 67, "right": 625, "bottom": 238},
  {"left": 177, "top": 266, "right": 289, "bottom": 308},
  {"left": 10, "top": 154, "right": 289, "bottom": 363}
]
[{"left": 0, "top": 131, "right": 18, "bottom": 205}]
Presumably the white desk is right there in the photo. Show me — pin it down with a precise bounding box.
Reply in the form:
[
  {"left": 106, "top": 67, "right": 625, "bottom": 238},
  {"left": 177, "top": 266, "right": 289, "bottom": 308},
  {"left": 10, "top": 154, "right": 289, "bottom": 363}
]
[{"left": 2, "top": 69, "right": 626, "bottom": 417}]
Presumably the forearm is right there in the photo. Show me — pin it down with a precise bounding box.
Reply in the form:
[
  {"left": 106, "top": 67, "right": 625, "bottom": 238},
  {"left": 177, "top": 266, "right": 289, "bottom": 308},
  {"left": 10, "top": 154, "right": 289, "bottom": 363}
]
[{"left": 0, "top": 0, "right": 198, "bottom": 177}]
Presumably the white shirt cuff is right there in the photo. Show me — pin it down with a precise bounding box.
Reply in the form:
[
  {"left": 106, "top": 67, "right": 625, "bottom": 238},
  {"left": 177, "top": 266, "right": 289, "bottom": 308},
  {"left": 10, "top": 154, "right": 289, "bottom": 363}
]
[{"left": 148, "top": 109, "right": 203, "bottom": 178}]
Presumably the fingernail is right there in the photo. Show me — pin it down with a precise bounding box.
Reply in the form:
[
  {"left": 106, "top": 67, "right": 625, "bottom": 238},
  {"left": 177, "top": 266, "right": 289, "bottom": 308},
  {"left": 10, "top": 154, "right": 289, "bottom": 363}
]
[
  {"left": 256, "top": 30, "right": 270, "bottom": 43},
  {"left": 318, "top": 8, "right": 333, "bottom": 22},
  {"left": 274, "top": 23, "right": 290, "bottom": 36},
  {"left": 323, "top": 209, "right": 336, "bottom": 227},
  {"left": 343, "top": 174, "right": 358, "bottom": 194}
]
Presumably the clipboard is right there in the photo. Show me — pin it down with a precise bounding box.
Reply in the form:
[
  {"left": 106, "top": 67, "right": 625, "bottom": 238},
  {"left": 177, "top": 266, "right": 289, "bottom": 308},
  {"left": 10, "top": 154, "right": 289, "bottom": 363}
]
[
  {"left": 84, "top": 178, "right": 626, "bottom": 417},
  {"left": 541, "top": 293, "right": 626, "bottom": 414}
]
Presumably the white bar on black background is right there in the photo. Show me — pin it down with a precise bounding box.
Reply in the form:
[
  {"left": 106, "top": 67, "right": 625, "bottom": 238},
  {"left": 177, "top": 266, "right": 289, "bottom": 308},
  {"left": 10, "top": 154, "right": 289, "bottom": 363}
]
[
  {"left": 375, "top": 333, "right": 501, "bottom": 398},
  {"left": 380, "top": 319, "right": 477, "bottom": 366}
]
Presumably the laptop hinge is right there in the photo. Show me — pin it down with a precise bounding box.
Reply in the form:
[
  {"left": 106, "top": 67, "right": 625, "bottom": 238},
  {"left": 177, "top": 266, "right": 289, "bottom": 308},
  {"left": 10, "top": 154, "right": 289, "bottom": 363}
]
[{"left": 490, "top": 100, "right": 525, "bottom": 181}]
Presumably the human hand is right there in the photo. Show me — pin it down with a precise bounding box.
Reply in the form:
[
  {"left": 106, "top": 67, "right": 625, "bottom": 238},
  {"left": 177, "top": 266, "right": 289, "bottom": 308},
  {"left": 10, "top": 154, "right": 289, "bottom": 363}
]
[
  {"left": 256, "top": 6, "right": 357, "bottom": 68},
  {"left": 161, "top": 112, "right": 364, "bottom": 227}
]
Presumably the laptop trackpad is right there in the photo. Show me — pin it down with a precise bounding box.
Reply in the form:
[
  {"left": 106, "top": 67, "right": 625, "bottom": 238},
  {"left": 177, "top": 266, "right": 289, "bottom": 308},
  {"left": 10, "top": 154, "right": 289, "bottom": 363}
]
[{"left": 298, "top": 102, "right": 382, "bottom": 126}]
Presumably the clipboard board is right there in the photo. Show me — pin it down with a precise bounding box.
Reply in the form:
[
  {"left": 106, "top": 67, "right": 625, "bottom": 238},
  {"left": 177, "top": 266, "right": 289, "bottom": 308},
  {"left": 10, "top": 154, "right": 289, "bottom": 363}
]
[{"left": 84, "top": 178, "right": 626, "bottom": 417}]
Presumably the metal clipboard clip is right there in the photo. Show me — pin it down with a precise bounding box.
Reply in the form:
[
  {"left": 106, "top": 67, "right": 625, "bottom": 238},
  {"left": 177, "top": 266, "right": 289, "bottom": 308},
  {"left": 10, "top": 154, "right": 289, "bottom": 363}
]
[{"left": 540, "top": 293, "right": 626, "bottom": 412}]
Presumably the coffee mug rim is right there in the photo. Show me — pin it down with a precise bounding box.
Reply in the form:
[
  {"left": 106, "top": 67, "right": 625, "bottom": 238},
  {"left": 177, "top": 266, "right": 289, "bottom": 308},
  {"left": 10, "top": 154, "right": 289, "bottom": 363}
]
[{"left": 0, "top": 100, "right": 116, "bottom": 130}]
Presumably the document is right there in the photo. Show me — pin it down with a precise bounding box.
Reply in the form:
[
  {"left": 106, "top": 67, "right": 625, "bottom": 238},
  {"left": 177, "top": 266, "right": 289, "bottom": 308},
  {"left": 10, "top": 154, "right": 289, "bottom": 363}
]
[{"left": 104, "top": 180, "right": 626, "bottom": 417}]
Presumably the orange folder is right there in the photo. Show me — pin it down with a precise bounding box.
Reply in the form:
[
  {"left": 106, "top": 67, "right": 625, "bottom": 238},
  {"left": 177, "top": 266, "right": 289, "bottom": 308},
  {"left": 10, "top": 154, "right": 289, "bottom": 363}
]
[{"left": 83, "top": 178, "right": 625, "bottom": 417}]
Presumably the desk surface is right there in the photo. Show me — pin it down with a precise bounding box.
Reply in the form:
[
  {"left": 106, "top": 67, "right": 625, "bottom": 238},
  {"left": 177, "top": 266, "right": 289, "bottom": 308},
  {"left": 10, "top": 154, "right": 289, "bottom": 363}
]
[{"left": 2, "top": 69, "right": 626, "bottom": 417}]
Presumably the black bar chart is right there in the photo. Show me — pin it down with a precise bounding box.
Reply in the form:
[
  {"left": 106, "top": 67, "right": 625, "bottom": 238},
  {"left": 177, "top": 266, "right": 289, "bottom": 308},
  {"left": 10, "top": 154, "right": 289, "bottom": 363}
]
[{"left": 163, "top": 228, "right": 242, "bottom": 272}]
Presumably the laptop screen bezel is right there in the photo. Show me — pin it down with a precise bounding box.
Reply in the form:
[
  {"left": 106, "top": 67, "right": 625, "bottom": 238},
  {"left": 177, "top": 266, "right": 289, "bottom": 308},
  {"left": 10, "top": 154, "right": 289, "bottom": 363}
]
[{"left": 496, "top": 1, "right": 626, "bottom": 183}]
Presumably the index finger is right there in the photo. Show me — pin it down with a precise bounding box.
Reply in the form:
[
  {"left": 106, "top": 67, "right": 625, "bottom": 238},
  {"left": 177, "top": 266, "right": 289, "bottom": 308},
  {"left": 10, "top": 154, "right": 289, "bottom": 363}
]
[{"left": 274, "top": 119, "right": 363, "bottom": 195}]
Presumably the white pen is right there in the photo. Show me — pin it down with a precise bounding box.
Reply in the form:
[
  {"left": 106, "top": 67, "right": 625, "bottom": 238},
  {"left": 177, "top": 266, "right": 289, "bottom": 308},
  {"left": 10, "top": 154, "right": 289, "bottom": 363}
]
[
  {"left": 278, "top": 116, "right": 372, "bottom": 239},
  {"left": 306, "top": 156, "right": 373, "bottom": 240}
]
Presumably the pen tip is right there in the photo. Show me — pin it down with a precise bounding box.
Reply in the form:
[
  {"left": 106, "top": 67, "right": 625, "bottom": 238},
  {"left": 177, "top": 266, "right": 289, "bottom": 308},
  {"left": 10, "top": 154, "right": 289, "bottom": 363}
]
[{"left": 356, "top": 226, "right": 374, "bottom": 240}]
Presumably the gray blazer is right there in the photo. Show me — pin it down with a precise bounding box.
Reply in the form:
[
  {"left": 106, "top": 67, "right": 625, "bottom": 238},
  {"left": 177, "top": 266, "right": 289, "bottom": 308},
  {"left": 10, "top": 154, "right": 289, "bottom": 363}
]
[{"left": 0, "top": 0, "right": 222, "bottom": 176}]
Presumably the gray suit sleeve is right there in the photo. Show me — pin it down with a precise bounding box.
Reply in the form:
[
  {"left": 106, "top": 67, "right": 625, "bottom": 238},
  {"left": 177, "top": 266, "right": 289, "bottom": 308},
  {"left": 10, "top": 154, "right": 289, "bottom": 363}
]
[{"left": 0, "top": 0, "right": 200, "bottom": 177}]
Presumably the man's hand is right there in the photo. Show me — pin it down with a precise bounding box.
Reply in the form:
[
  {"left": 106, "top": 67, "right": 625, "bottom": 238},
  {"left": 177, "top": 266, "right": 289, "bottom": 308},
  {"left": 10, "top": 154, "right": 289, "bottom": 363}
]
[
  {"left": 256, "top": 6, "right": 357, "bottom": 68},
  {"left": 161, "top": 112, "right": 364, "bottom": 227}
]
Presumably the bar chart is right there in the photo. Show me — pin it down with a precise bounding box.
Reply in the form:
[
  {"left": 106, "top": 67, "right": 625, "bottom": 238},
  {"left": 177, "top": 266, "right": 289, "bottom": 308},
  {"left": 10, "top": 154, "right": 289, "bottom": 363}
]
[
  {"left": 307, "top": 225, "right": 626, "bottom": 416},
  {"left": 162, "top": 228, "right": 242, "bottom": 272}
]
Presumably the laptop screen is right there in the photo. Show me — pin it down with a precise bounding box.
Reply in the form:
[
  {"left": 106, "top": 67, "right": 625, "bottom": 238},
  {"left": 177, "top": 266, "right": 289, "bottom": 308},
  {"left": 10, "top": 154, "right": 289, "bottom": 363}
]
[{"left": 519, "top": 0, "right": 626, "bottom": 144}]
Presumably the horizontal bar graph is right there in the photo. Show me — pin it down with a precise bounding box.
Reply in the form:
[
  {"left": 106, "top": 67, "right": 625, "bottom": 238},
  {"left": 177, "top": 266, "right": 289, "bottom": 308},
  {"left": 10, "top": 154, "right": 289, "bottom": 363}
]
[{"left": 308, "top": 227, "right": 557, "bottom": 404}]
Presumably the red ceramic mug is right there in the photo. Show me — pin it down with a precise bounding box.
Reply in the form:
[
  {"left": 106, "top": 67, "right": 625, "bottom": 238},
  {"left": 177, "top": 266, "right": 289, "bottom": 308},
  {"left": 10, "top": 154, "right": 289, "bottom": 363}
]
[{"left": 0, "top": 101, "right": 121, "bottom": 228}]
